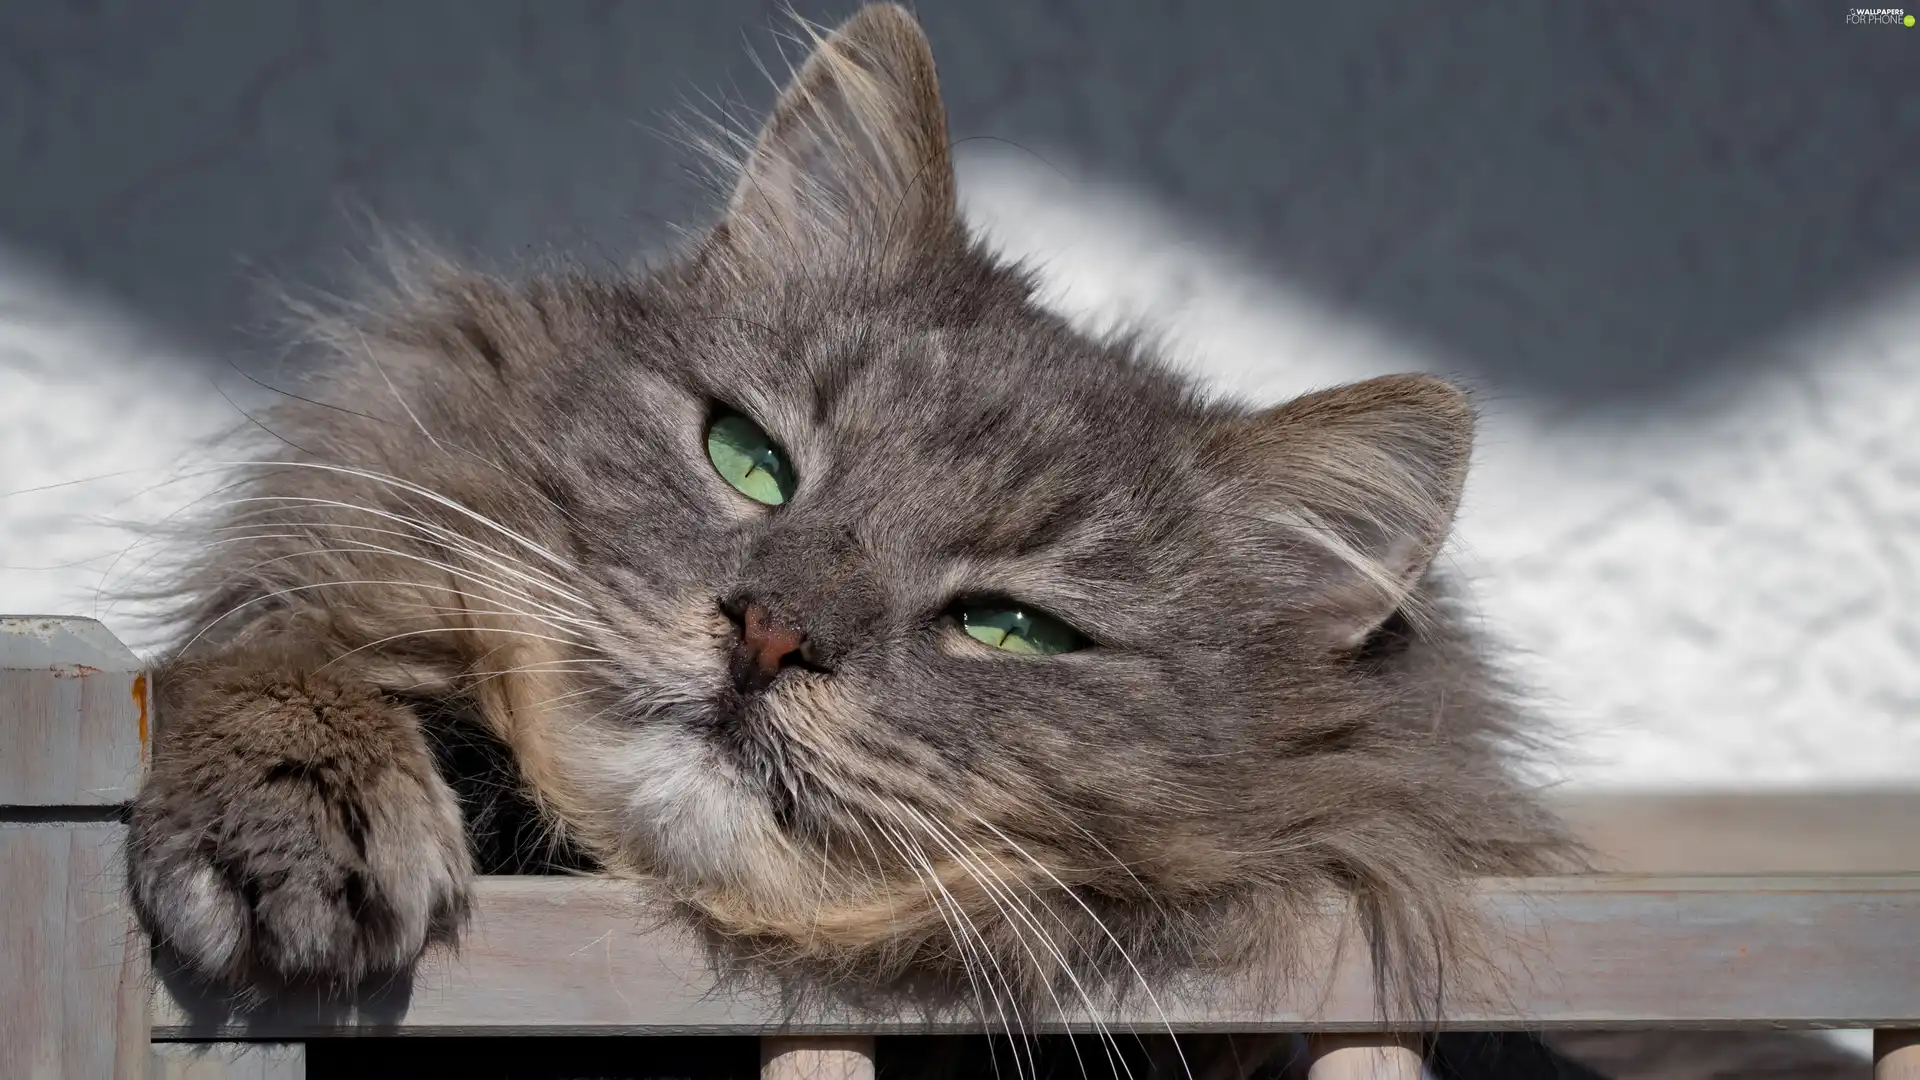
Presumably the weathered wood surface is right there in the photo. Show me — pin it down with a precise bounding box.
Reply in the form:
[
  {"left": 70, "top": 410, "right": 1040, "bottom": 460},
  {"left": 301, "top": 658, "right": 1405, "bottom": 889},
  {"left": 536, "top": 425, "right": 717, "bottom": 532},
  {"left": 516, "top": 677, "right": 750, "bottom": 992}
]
[
  {"left": 1, "top": 827, "right": 151, "bottom": 1079},
  {"left": 149, "top": 1043, "right": 306, "bottom": 1080},
  {"left": 150, "top": 874, "right": 1920, "bottom": 1039},
  {"left": 2, "top": 616, "right": 151, "bottom": 1080},
  {"left": 1560, "top": 789, "right": 1920, "bottom": 874},
  {"left": 0, "top": 615, "right": 146, "bottom": 806}
]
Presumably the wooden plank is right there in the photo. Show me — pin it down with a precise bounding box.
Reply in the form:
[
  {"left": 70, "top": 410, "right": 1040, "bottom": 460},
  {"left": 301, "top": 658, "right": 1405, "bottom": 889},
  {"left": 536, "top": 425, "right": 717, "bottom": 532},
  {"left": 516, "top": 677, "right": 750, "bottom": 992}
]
[
  {"left": 0, "top": 615, "right": 146, "bottom": 806},
  {"left": 1, "top": 615, "right": 150, "bottom": 1079},
  {"left": 149, "top": 1043, "right": 306, "bottom": 1080},
  {"left": 760, "top": 1036, "right": 876, "bottom": 1080},
  {"left": 1880, "top": 1031, "right": 1920, "bottom": 1080},
  {"left": 1306, "top": 1035, "right": 1423, "bottom": 1080},
  {"left": 1, "top": 828, "right": 67, "bottom": 1079},
  {"left": 1559, "top": 789, "right": 1920, "bottom": 874},
  {"left": 149, "top": 874, "right": 1920, "bottom": 1038},
  {"left": 1, "top": 827, "right": 149, "bottom": 1080}
]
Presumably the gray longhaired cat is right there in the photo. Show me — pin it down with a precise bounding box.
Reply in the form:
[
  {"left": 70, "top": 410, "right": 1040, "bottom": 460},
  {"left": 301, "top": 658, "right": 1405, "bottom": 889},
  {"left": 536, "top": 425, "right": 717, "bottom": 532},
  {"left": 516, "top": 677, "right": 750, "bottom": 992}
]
[{"left": 125, "top": 4, "right": 1579, "bottom": 1075}]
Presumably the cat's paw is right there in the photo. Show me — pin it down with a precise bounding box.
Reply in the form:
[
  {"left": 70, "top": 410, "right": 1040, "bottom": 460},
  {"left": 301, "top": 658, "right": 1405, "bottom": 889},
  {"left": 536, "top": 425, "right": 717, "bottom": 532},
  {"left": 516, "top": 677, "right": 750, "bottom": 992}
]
[{"left": 127, "top": 664, "right": 473, "bottom": 989}]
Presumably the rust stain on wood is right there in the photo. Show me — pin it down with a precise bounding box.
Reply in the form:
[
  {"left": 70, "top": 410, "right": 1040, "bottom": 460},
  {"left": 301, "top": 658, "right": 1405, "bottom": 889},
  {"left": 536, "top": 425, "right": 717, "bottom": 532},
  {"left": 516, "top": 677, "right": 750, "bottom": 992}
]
[
  {"left": 133, "top": 673, "right": 149, "bottom": 752},
  {"left": 51, "top": 663, "right": 104, "bottom": 678}
]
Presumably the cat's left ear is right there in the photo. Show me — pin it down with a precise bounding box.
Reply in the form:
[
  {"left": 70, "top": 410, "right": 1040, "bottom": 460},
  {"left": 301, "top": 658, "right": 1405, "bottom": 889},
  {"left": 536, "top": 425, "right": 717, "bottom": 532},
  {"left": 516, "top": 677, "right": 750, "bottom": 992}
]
[
  {"left": 712, "top": 4, "right": 958, "bottom": 276},
  {"left": 1208, "top": 375, "right": 1476, "bottom": 651}
]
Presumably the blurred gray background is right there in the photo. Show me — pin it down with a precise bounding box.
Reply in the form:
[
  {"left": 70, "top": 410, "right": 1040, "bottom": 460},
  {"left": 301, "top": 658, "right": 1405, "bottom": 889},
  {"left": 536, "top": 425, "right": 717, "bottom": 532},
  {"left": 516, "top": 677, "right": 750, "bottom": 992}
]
[
  {"left": 6, "top": 1, "right": 1915, "bottom": 401},
  {"left": 3, "top": 1, "right": 1919, "bottom": 787}
]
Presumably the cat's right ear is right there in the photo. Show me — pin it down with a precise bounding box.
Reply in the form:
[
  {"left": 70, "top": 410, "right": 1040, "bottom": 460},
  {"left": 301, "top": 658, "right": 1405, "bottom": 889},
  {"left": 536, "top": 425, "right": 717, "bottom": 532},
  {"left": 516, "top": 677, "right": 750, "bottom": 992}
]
[
  {"left": 701, "top": 4, "right": 959, "bottom": 279},
  {"left": 1206, "top": 375, "right": 1477, "bottom": 652}
]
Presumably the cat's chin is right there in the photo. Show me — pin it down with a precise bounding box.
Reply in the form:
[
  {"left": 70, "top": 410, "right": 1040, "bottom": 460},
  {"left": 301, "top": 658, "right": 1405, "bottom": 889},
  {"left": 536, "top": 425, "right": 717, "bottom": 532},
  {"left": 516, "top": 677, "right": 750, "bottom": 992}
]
[{"left": 571, "top": 709, "right": 811, "bottom": 902}]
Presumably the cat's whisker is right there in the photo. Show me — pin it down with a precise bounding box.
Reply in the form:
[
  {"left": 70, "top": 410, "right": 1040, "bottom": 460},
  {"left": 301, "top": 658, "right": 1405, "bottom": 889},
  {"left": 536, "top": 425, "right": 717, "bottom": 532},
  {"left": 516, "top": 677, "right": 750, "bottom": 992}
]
[
  {"left": 86, "top": 464, "right": 308, "bottom": 621},
  {"left": 1047, "top": 814, "right": 1210, "bottom": 978},
  {"left": 971, "top": 814, "right": 1195, "bottom": 1080},
  {"left": 174, "top": 523, "right": 583, "bottom": 639},
  {"left": 212, "top": 459, "right": 583, "bottom": 578},
  {"left": 457, "top": 628, "right": 616, "bottom": 678},
  {"left": 209, "top": 530, "right": 602, "bottom": 638},
  {"left": 861, "top": 817, "right": 982, "bottom": 1006},
  {"left": 316, "top": 625, "right": 595, "bottom": 675},
  {"left": 207, "top": 541, "right": 602, "bottom": 644},
  {"left": 480, "top": 686, "right": 607, "bottom": 723},
  {"left": 1057, "top": 818, "right": 1165, "bottom": 915},
  {"left": 796, "top": 817, "right": 841, "bottom": 958},
  {"left": 207, "top": 515, "right": 599, "bottom": 622},
  {"left": 175, "top": 578, "right": 587, "bottom": 659},
  {"left": 465, "top": 668, "right": 614, "bottom": 689},
  {"left": 892, "top": 802, "right": 1125, "bottom": 1080},
  {"left": 868, "top": 809, "right": 1033, "bottom": 1080},
  {"left": 238, "top": 577, "right": 596, "bottom": 663},
  {"left": 161, "top": 479, "right": 573, "bottom": 617},
  {"left": 210, "top": 494, "right": 591, "bottom": 609},
  {"left": 832, "top": 811, "right": 898, "bottom": 919},
  {"left": 273, "top": 596, "right": 610, "bottom": 662}
]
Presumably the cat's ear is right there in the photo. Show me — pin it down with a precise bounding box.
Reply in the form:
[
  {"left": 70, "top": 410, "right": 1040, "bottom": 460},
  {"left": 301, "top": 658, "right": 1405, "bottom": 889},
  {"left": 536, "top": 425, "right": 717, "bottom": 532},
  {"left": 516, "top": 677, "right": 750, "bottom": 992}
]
[
  {"left": 1210, "top": 375, "right": 1475, "bottom": 650},
  {"left": 714, "top": 4, "right": 957, "bottom": 275}
]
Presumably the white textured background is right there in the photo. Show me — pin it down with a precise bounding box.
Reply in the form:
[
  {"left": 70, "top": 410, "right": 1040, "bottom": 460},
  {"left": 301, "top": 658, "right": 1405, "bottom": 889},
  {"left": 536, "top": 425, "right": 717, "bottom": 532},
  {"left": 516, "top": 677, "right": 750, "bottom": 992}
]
[{"left": 2, "top": 1, "right": 1917, "bottom": 793}]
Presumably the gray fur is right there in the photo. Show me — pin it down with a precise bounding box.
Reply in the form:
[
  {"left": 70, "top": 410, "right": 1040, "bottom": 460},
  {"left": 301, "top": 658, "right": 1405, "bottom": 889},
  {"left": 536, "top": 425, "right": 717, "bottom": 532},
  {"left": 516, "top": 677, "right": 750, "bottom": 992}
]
[{"left": 124, "top": 4, "right": 1577, "bottom": 1071}]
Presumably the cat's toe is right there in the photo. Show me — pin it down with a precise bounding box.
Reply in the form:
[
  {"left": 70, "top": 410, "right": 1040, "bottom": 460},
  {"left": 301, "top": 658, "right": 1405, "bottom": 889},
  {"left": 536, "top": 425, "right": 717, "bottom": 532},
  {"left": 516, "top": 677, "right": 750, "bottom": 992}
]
[
  {"left": 129, "top": 850, "right": 252, "bottom": 982},
  {"left": 128, "top": 747, "right": 473, "bottom": 989}
]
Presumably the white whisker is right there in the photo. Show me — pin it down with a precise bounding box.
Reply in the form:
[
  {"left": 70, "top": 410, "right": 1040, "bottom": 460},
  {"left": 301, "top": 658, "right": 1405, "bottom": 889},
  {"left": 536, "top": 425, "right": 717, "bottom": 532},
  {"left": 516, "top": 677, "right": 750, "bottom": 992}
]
[
  {"left": 210, "top": 537, "right": 605, "bottom": 638},
  {"left": 868, "top": 810, "right": 1034, "bottom": 1080},
  {"left": 178, "top": 579, "right": 585, "bottom": 657},
  {"left": 212, "top": 459, "right": 581, "bottom": 577},
  {"left": 211, "top": 494, "right": 589, "bottom": 607},
  {"left": 973, "top": 814, "right": 1193, "bottom": 1080},
  {"left": 893, "top": 802, "right": 1122, "bottom": 1080},
  {"left": 316, "top": 625, "right": 593, "bottom": 674}
]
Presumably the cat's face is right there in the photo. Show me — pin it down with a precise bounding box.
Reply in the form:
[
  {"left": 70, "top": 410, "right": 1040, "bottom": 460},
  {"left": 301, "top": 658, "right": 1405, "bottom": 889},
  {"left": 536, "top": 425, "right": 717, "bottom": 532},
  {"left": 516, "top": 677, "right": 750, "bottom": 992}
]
[
  {"left": 556, "top": 269, "right": 1279, "bottom": 905},
  {"left": 495, "top": 6, "right": 1487, "bottom": 927}
]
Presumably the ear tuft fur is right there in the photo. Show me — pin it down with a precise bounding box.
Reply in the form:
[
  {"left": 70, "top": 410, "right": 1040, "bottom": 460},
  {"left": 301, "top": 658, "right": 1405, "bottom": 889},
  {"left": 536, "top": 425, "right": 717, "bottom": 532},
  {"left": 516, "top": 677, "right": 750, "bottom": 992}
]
[
  {"left": 1213, "top": 374, "right": 1477, "bottom": 648},
  {"left": 709, "top": 4, "right": 957, "bottom": 278}
]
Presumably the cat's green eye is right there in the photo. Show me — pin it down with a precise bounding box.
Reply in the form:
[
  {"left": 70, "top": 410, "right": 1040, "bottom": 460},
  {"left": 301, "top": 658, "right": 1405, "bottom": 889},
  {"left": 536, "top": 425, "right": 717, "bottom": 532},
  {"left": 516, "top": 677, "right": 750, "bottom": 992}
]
[
  {"left": 706, "top": 411, "right": 796, "bottom": 506},
  {"left": 957, "top": 602, "right": 1088, "bottom": 656}
]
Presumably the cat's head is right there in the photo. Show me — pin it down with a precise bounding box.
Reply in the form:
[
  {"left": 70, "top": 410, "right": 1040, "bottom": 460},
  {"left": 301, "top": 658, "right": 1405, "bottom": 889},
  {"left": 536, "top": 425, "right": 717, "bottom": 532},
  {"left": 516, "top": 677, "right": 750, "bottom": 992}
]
[
  {"left": 532, "top": 4, "right": 1555, "bottom": 975},
  {"left": 231, "top": 4, "right": 1564, "bottom": 1002}
]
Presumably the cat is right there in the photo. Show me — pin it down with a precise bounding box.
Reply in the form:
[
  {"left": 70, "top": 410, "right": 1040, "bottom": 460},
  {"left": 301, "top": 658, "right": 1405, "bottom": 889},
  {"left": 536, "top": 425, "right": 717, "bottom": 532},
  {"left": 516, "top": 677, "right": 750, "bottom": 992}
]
[{"left": 123, "top": 5, "right": 1580, "bottom": 1075}]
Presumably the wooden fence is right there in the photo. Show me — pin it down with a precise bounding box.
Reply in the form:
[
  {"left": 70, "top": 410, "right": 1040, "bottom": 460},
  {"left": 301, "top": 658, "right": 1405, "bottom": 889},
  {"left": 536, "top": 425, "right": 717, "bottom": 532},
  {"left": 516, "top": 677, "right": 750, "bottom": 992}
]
[{"left": 4, "top": 615, "right": 1919, "bottom": 1080}]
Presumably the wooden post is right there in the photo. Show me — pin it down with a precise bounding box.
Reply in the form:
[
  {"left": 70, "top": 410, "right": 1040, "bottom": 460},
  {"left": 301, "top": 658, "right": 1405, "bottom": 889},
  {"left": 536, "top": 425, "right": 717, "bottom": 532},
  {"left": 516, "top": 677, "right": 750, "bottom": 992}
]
[
  {"left": 1, "top": 615, "right": 303, "bottom": 1079},
  {"left": 761, "top": 1035, "right": 877, "bottom": 1080},
  {"left": 1877, "top": 1030, "right": 1920, "bottom": 1080},
  {"left": 1305, "top": 1034, "right": 1424, "bottom": 1080},
  {"left": 1, "top": 616, "right": 151, "bottom": 1080}
]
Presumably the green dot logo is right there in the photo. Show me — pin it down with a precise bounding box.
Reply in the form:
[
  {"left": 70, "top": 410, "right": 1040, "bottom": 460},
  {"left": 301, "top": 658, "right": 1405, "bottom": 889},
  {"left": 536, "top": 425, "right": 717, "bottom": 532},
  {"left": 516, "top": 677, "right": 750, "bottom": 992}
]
[{"left": 1908, "top": 13, "right": 1917, "bottom": 25}]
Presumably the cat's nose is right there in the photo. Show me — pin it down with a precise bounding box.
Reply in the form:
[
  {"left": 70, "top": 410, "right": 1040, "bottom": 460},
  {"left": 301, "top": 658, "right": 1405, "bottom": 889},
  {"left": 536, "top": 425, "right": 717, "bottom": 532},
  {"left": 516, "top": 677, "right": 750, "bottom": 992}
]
[{"left": 725, "top": 599, "right": 810, "bottom": 693}]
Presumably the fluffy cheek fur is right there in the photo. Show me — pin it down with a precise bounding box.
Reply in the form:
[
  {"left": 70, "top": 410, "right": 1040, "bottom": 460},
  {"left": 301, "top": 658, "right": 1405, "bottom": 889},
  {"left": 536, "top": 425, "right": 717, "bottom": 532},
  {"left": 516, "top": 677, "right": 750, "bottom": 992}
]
[
  {"left": 551, "top": 591, "right": 816, "bottom": 905},
  {"left": 555, "top": 595, "right": 978, "bottom": 951}
]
